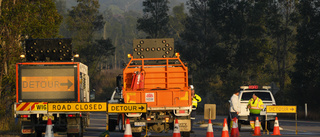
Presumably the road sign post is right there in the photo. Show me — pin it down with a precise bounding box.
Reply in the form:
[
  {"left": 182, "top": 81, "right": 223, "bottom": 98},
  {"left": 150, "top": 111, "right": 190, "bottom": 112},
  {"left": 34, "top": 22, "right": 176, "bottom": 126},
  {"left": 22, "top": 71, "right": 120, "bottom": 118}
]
[{"left": 266, "top": 105, "right": 297, "bottom": 134}]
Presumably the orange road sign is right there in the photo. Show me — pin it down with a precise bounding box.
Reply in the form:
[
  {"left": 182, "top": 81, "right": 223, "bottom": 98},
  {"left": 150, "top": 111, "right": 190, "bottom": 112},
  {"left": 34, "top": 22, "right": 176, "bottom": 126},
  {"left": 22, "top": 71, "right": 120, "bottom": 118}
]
[
  {"left": 48, "top": 102, "right": 107, "bottom": 112},
  {"left": 21, "top": 76, "right": 74, "bottom": 92},
  {"left": 108, "top": 103, "right": 147, "bottom": 113},
  {"left": 266, "top": 105, "right": 297, "bottom": 113}
]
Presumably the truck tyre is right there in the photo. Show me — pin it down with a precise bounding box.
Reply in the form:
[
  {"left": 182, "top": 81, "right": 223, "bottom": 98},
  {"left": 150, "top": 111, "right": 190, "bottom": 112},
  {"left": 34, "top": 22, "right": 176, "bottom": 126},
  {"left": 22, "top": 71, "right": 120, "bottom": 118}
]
[
  {"left": 109, "top": 119, "right": 117, "bottom": 131},
  {"left": 22, "top": 134, "right": 36, "bottom": 137},
  {"left": 35, "top": 130, "right": 42, "bottom": 137},
  {"left": 181, "top": 132, "right": 190, "bottom": 137},
  {"left": 132, "top": 132, "right": 141, "bottom": 137},
  {"left": 118, "top": 115, "right": 125, "bottom": 132}
]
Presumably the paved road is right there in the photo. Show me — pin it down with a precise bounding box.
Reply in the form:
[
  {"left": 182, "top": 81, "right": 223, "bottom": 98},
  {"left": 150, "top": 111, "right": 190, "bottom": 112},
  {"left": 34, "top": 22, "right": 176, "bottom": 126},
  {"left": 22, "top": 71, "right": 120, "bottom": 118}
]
[{"left": 49, "top": 112, "right": 320, "bottom": 137}]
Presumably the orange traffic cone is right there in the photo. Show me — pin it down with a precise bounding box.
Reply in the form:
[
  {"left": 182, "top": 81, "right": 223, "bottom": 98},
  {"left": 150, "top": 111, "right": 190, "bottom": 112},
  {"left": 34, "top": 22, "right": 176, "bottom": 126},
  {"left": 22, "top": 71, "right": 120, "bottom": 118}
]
[
  {"left": 271, "top": 117, "right": 281, "bottom": 135},
  {"left": 221, "top": 118, "right": 229, "bottom": 137},
  {"left": 173, "top": 119, "right": 181, "bottom": 137},
  {"left": 45, "top": 118, "right": 54, "bottom": 137},
  {"left": 124, "top": 118, "right": 132, "bottom": 137},
  {"left": 253, "top": 117, "right": 261, "bottom": 136},
  {"left": 206, "top": 119, "right": 214, "bottom": 137},
  {"left": 230, "top": 118, "right": 239, "bottom": 137}
]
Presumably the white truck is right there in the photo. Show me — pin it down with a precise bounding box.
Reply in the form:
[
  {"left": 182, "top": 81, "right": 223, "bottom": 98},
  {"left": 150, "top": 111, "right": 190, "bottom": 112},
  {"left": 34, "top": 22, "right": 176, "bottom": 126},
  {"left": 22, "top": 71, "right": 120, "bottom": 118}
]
[{"left": 229, "top": 85, "right": 277, "bottom": 131}]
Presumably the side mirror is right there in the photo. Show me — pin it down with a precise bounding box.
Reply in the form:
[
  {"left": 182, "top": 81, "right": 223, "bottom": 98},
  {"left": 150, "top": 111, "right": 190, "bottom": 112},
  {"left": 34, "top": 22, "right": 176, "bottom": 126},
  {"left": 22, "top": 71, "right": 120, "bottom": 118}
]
[{"left": 90, "top": 90, "right": 96, "bottom": 102}]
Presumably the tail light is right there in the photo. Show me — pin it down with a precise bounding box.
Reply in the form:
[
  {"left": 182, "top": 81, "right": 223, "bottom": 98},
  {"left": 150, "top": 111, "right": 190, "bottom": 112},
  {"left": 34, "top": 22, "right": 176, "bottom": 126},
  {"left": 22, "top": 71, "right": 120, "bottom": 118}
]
[
  {"left": 146, "top": 117, "right": 151, "bottom": 121},
  {"left": 67, "top": 114, "right": 76, "bottom": 117},
  {"left": 165, "top": 117, "right": 170, "bottom": 122},
  {"left": 20, "top": 115, "right": 29, "bottom": 118}
]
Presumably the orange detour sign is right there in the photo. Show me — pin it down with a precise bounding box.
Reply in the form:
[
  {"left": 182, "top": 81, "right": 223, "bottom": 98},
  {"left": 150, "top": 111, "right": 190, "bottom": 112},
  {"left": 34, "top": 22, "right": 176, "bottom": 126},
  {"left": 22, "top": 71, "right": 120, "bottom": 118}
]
[{"left": 22, "top": 76, "right": 74, "bottom": 92}]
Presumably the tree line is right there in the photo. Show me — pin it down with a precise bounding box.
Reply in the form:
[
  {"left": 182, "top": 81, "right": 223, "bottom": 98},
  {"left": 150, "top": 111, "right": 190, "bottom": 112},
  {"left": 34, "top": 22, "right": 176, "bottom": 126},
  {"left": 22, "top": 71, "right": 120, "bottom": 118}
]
[
  {"left": 1, "top": 1, "right": 320, "bottom": 130},
  {"left": 137, "top": 0, "right": 320, "bottom": 116}
]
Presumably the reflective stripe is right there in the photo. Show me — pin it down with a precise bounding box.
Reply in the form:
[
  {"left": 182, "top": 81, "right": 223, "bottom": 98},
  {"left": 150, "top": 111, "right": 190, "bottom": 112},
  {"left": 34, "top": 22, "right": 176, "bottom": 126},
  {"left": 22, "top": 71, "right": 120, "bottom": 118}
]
[{"left": 248, "top": 98, "right": 263, "bottom": 114}]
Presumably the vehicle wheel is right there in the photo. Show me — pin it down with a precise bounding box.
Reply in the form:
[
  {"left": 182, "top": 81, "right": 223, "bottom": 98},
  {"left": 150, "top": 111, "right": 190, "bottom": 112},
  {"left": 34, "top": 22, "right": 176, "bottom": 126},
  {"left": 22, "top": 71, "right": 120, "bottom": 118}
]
[
  {"left": 132, "top": 132, "right": 141, "bottom": 137},
  {"left": 268, "top": 120, "right": 275, "bottom": 131},
  {"left": 109, "top": 119, "right": 117, "bottom": 131},
  {"left": 118, "top": 115, "right": 125, "bottom": 132},
  {"left": 22, "top": 134, "right": 36, "bottom": 137},
  {"left": 181, "top": 132, "right": 190, "bottom": 137}
]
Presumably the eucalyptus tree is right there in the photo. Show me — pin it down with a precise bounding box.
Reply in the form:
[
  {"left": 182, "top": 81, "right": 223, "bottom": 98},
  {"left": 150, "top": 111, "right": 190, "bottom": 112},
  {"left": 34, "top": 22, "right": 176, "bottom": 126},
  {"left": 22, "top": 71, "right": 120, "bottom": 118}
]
[{"left": 137, "top": 0, "right": 170, "bottom": 38}]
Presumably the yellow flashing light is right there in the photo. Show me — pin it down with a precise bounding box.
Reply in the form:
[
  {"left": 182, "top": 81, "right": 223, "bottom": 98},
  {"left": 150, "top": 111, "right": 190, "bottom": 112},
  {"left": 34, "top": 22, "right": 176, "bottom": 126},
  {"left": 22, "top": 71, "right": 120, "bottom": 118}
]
[
  {"left": 175, "top": 52, "right": 180, "bottom": 57},
  {"left": 74, "top": 54, "right": 79, "bottom": 58},
  {"left": 127, "top": 54, "right": 132, "bottom": 58}
]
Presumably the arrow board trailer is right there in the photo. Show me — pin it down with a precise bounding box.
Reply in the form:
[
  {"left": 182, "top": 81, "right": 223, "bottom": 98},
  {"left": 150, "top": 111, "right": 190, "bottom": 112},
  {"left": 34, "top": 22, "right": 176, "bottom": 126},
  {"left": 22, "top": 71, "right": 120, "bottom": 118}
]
[{"left": 14, "top": 62, "right": 90, "bottom": 137}]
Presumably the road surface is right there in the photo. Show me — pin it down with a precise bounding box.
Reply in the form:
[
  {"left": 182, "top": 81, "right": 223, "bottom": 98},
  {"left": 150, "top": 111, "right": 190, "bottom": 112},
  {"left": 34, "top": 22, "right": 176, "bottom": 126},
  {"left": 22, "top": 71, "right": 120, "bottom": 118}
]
[{"left": 5, "top": 112, "right": 318, "bottom": 137}]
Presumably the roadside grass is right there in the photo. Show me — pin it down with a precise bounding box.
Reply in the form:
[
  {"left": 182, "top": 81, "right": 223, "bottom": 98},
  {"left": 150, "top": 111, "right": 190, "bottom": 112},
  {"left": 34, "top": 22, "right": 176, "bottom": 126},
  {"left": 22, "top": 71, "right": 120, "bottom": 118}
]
[{"left": 0, "top": 115, "right": 20, "bottom": 135}]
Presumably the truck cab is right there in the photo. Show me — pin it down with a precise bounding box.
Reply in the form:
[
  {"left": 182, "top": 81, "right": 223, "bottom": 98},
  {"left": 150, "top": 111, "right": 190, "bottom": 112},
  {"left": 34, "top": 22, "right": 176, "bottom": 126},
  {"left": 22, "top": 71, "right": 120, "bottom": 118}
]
[{"left": 232, "top": 85, "right": 277, "bottom": 131}]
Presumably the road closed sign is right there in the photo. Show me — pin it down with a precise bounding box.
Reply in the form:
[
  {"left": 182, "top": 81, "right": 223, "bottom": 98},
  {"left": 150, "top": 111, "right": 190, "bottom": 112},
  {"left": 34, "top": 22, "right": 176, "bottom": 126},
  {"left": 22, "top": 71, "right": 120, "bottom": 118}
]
[
  {"left": 48, "top": 103, "right": 107, "bottom": 112},
  {"left": 266, "top": 105, "right": 297, "bottom": 113},
  {"left": 108, "top": 103, "right": 147, "bottom": 113}
]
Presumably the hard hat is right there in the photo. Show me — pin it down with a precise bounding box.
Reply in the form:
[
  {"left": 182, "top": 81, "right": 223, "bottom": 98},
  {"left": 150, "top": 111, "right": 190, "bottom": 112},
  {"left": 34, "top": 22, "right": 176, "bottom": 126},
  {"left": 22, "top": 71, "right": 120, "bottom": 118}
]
[{"left": 190, "top": 85, "right": 194, "bottom": 90}]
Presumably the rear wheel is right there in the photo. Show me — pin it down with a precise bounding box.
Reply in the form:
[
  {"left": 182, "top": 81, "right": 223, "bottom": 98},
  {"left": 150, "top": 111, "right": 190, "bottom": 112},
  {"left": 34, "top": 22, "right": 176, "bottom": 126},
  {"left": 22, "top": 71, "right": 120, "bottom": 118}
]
[
  {"left": 132, "top": 132, "right": 141, "bottom": 137},
  {"left": 118, "top": 115, "right": 125, "bottom": 132},
  {"left": 109, "top": 119, "right": 117, "bottom": 131},
  {"left": 181, "top": 132, "right": 190, "bottom": 137}
]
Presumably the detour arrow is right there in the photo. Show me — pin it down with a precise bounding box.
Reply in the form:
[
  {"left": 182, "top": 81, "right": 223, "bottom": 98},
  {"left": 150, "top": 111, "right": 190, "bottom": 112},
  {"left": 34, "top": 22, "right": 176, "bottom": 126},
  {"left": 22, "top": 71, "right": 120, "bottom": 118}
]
[{"left": 108, "top": 103, "right": 147, "bottom": 113}]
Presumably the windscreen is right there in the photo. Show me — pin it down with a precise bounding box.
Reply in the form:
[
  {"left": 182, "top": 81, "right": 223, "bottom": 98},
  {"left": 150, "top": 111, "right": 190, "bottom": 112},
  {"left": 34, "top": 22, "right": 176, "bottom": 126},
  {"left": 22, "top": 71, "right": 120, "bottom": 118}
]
[
  {"left": 18, "top": 64, "right": 78, "bottom": 102},
  {"left": 241, "top": 91, "right": 273, "bottom": 101}
]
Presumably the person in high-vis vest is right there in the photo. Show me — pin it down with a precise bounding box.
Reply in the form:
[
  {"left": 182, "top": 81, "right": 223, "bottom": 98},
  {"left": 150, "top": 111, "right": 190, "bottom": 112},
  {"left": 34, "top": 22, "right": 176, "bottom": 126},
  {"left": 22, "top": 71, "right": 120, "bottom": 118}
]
[
  {"left": 190, "top": 85, "right": 201, "bottom": 133},
  {"left": 247, "top": 93, "right": 264, "bottom": 130}
]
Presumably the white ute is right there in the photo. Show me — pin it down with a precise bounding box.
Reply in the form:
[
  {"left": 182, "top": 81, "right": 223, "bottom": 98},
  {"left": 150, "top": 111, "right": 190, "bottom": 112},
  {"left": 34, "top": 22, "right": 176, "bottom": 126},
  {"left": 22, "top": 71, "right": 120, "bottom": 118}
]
[{"left": 229, "top": 85, "right": 277, "bottom": 131}]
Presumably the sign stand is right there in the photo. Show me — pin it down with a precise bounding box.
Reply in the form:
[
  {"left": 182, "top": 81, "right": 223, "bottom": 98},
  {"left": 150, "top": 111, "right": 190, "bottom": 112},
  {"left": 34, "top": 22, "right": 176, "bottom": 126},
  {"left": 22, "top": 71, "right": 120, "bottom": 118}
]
[{"left": 266, "top": 105, "right": 297, "bottom": 135}]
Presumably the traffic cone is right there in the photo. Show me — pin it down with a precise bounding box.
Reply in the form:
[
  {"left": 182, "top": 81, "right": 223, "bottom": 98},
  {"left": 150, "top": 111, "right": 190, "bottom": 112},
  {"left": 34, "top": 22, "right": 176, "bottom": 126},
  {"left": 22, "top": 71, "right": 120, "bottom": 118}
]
[
  {"left": 206, "top": 119, "right": 214, "bottom": 137},
  {"left": 221, "top": 118, "right": 229, "bottom": 137},
  {"left": 173, "top": 119, "right": 181, "bottom": 137},
  {"left": 253, "top": 117, "right": 261, "bottom": 136},
  {"left": 45, "top": 118, "right": 54, "bottom": 137},
  {"left": 124, "top": 118, "right": 132, "bottom": 137},
  {"left": 271, "top": 117, "right": 281, "bottom": 135},
  {"left": 230, "top": 118, "right": 239, "bottom": 137}
]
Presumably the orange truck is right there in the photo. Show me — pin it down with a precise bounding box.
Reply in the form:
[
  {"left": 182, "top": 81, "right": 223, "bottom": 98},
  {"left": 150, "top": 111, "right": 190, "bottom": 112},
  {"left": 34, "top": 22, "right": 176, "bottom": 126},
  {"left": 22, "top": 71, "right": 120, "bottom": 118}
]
[
  {"left": 108, "top": 38, "right": 193, "bottom": 137},
  {"left": 14, "top": 39, "right": 90, "bottom": 137}
]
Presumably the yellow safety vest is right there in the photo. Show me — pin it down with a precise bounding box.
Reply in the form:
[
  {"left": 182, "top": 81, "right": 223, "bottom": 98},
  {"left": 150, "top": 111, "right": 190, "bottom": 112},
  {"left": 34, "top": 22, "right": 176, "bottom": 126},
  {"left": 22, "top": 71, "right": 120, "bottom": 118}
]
[
  {"left": 192, "top": 94, "right": 201, "bottom": 108},
  {"left": 248, "top": 97, "right": 264, "bottom": 114}
]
